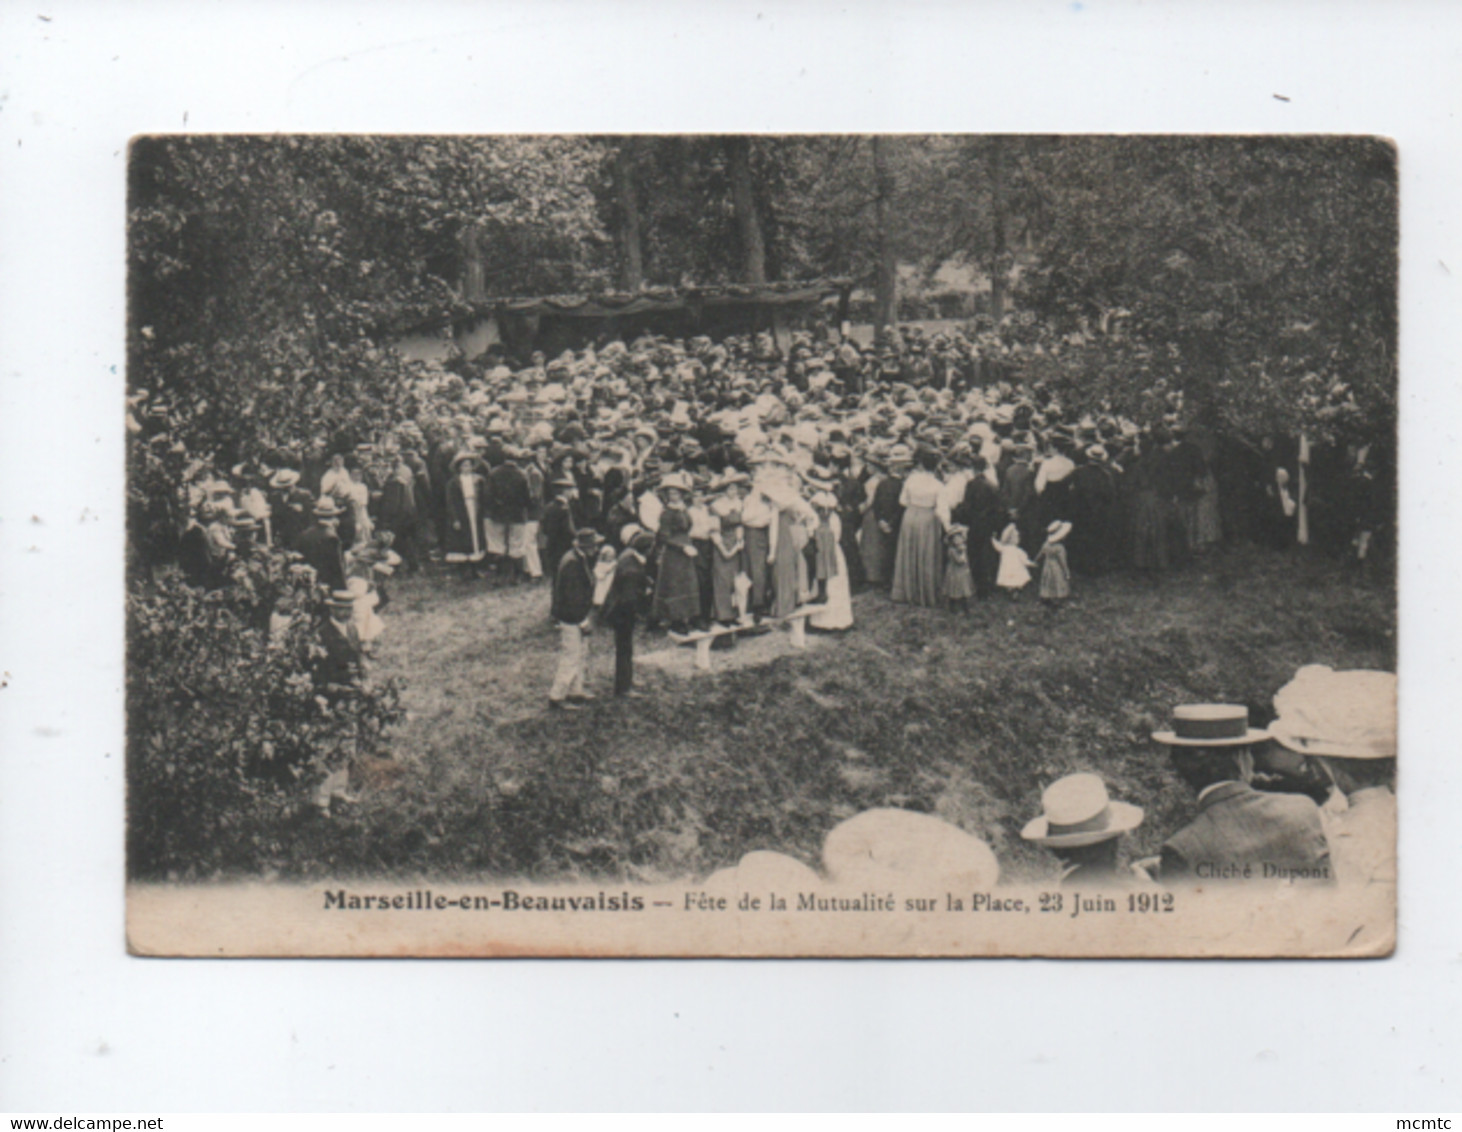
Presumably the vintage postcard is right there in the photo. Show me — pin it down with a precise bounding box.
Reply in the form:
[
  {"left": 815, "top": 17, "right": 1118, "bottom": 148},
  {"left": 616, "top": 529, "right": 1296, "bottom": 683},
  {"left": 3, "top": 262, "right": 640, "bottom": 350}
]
[{"left": 124, "top": 134, "right": 1397, "bottom": 957}]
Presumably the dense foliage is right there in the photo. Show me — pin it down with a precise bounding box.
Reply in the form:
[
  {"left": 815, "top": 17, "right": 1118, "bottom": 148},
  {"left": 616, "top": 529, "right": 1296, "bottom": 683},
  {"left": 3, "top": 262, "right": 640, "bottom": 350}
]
[
  {"left": 128, "top": 135, "right": 610, "bottom": 467},
  {"left": 130, "top": 133, "right": 1398, "bottom": 452},
  {"left": 127, "top": 550, "right": 403, "bottom": 879}
]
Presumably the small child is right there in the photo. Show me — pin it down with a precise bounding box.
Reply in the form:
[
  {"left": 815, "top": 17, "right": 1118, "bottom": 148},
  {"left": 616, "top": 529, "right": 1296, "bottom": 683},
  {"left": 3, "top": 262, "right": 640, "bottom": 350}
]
[
  {"left": 808, "top": 492, "right": 841, "bottom": 606},
  {"left": 1036, "top": 520, "right": 1073, "bottom": 605},
  {"left": 356, "top": 531, "right": 401, "bottom": 611},
  {"left": 943, "top": 522, "right": 975, "bottom": 612},
  {"left": 710, "top": 511, "right": 747, "bottom": 627},
  {"left": 992, "top": 520, "right": 1033, "bottom": 599}
]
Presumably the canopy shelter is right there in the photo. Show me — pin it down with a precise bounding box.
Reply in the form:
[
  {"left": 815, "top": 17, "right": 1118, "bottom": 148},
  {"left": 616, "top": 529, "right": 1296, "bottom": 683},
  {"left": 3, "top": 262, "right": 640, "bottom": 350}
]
[{"left": 390, "top": 278, "right": 854, "bottom": 363}]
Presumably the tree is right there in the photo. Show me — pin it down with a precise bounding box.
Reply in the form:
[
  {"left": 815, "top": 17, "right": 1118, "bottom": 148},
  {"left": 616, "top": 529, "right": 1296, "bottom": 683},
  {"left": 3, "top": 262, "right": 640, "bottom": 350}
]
[
  {"left": 871, "top": 136, "right": 898, "bottom": 338},
  {"left": 128, "top": 135, "right": 613, "bottom": 467},
  {"left": 609, "top": 137, "right": 645, "bottom": 291},
  {"left": 987, "top": 136, "right": 1010, "bottom": 321},
  {"left": 1016, "top": 136, "right": 1397, "bottom": 438},
  {"left": 724, "top": 136, "right": 768, "bottom": 284}
]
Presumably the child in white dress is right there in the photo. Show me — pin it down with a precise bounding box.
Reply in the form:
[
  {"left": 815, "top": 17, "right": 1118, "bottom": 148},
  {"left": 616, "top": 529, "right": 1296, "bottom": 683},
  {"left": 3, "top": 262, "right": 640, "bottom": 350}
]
[{"left": 992, "top": 520, "right": 1033, "bottom": 599}]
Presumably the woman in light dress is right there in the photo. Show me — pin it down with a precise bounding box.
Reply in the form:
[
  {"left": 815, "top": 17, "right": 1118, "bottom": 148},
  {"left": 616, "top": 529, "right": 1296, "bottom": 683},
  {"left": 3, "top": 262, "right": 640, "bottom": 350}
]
[
  {"left": 890, "top": 446, "right": 946, "bottom": 607},
  {"left": 809, "top": 491, "right": 854, "bottom": 630}
]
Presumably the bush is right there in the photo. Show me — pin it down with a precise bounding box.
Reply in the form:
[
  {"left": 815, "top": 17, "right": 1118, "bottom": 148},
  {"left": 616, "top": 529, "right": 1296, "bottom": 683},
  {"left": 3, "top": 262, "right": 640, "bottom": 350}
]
[{"left": 126, "top": 553, "right": 403, "bottom": 880}]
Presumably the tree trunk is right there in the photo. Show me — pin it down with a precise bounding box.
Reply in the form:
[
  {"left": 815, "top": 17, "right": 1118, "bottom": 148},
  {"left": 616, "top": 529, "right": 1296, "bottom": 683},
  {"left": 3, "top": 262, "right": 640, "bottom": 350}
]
[
  {"left": 725, "top": 136, "right": 767, "bottom": 285},
  {"left": 612, "top": 139, "right": 644, "bottom": 291},
  {"left": 461, "top": 223, "right": 486, "bottom": 302},
  {"left": 989, "top": 137, "right": 1009, "bottom": 322},
  {"left": 872, "top": 136, "right": 898, "bottom": 341}
]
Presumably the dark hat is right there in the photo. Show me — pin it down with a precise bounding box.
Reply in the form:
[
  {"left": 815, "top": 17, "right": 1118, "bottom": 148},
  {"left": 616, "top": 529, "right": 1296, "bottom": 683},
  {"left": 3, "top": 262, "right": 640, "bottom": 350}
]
[{"left": 574, "top": 527, "right": 604, "bottom": 549}]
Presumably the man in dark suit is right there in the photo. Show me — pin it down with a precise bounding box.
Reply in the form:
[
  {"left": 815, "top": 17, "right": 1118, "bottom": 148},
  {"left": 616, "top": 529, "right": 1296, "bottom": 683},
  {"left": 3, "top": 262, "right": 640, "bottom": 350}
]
[
  {"left": 266, "top": 467, "right": 313, "bottom": 550},
  {"left": 600, "top": 530, "right": 655, "bottom": 698},
  {"left": 296, "top": 497, "right": 348, "bottom": 594},
  {"left": 1066, "top": 446, "right": 1118, "bottom": 576},
  {"left": 866, "top": 451, "right": 907, "bottom": 590},
  {"left": 540, "top": 475, "right": 584, "bottom": 586},
  {"left": 953, "top": 455, "right": 1003, "bottom": 599},
  {"left": 1153, "top": 704, "right": 1333, "bottom": 885},
  {"left": 1001, "top": 442, "right": 1040, "bottom": 553},
  {"left": 548, "top": 528, "right": 602, "bottom": 710},
  {"left": 485, "top": 448, "right": 532, "bottom": 582}
]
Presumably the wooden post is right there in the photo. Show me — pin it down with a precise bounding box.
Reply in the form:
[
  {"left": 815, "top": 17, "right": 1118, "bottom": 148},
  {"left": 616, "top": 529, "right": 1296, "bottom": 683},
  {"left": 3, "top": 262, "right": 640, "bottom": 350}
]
[{"left": 771, "top": 306, "right": 792, "bottom": 356}]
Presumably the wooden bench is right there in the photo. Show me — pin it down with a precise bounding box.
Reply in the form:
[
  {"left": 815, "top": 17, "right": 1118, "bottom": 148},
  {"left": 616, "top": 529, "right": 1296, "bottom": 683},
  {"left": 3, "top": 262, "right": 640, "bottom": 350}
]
[{"left": 668, "top": 605, "right": 829, "bottom": 671}]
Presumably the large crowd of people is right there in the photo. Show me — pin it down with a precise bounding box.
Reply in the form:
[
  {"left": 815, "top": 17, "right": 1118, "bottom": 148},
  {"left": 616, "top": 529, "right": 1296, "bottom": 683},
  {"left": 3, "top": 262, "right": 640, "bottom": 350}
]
[
  {"left": 130, "top": 322, "right": 1393, "bottom": 702},
  {"left": 127, "top": 322, "right": 1396, "bottom": 878}
]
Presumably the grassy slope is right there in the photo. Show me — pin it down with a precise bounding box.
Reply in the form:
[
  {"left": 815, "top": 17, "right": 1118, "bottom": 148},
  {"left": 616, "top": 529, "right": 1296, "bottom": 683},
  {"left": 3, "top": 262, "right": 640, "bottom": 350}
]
[{"left": 279, "top": 547, "right": 1394, "bottom": 885}]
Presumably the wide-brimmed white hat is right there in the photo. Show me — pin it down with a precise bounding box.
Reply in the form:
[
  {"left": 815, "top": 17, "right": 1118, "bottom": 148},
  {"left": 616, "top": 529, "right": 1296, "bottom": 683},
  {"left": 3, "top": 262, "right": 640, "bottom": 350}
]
[
  {"left": 1268, "top": 665, "right": 1397, "bottom": 759},
  {"left": 822, "top": 809, "right": 999, "bottom": 888},
  {"left": 1021, "top": 773, "right": 1144, "bottom": 848},
  {"left": 701, "top": 850, "right": 822, "bottom": 896},
  {"left": 710, "top": 469, "right": 750, "bottom": 491},
  {"left": 1152, "top": 704, "right": 1270, "bottom": 747}
]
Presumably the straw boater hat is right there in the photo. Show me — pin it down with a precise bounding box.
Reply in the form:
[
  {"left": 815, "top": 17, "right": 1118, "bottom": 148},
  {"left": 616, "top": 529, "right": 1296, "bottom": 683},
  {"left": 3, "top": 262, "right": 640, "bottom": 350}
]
[
  {"left": 312, "top": 497, "right": 342, "bottom": 519},
  {"left": 550, "top": 473, "right": 577, "bottom": 489},
  {"left": 325, "top": 589, "right": 355, "bottom": 613},
  {"left": 269, "top": 467, "right": 301, "bottom": 490},
  {"left": 1152, "top": 704, "right": 1271, "bottom": 747},
  {"left": 451, "top": 450, "right": 482, "bottom": 471},
  {"left": 1021, "top": 773, "right": 1145, "bottom": 848},
  {"left": 659, "top": 471, "right": 693, "bottom": 494}
]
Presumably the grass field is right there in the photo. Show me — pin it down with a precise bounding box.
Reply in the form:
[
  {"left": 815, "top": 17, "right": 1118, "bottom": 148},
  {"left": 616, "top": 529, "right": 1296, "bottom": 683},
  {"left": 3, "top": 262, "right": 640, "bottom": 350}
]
[{"left": 275, "top": 546, "right": 1394, "bottom": 885}]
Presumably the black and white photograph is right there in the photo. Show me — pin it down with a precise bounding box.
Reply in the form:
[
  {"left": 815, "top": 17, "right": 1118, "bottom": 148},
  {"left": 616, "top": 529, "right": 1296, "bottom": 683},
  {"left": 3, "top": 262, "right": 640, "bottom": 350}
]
[{"left": 121, "top": 132, "right": 1398, "bottom": 957}]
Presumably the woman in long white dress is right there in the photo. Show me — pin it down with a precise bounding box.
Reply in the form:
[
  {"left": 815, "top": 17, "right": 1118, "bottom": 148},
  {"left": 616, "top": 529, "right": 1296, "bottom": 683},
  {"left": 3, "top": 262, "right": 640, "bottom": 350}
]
[{"left": 810, "top": 496, "right": 854, "bottom": 631}]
